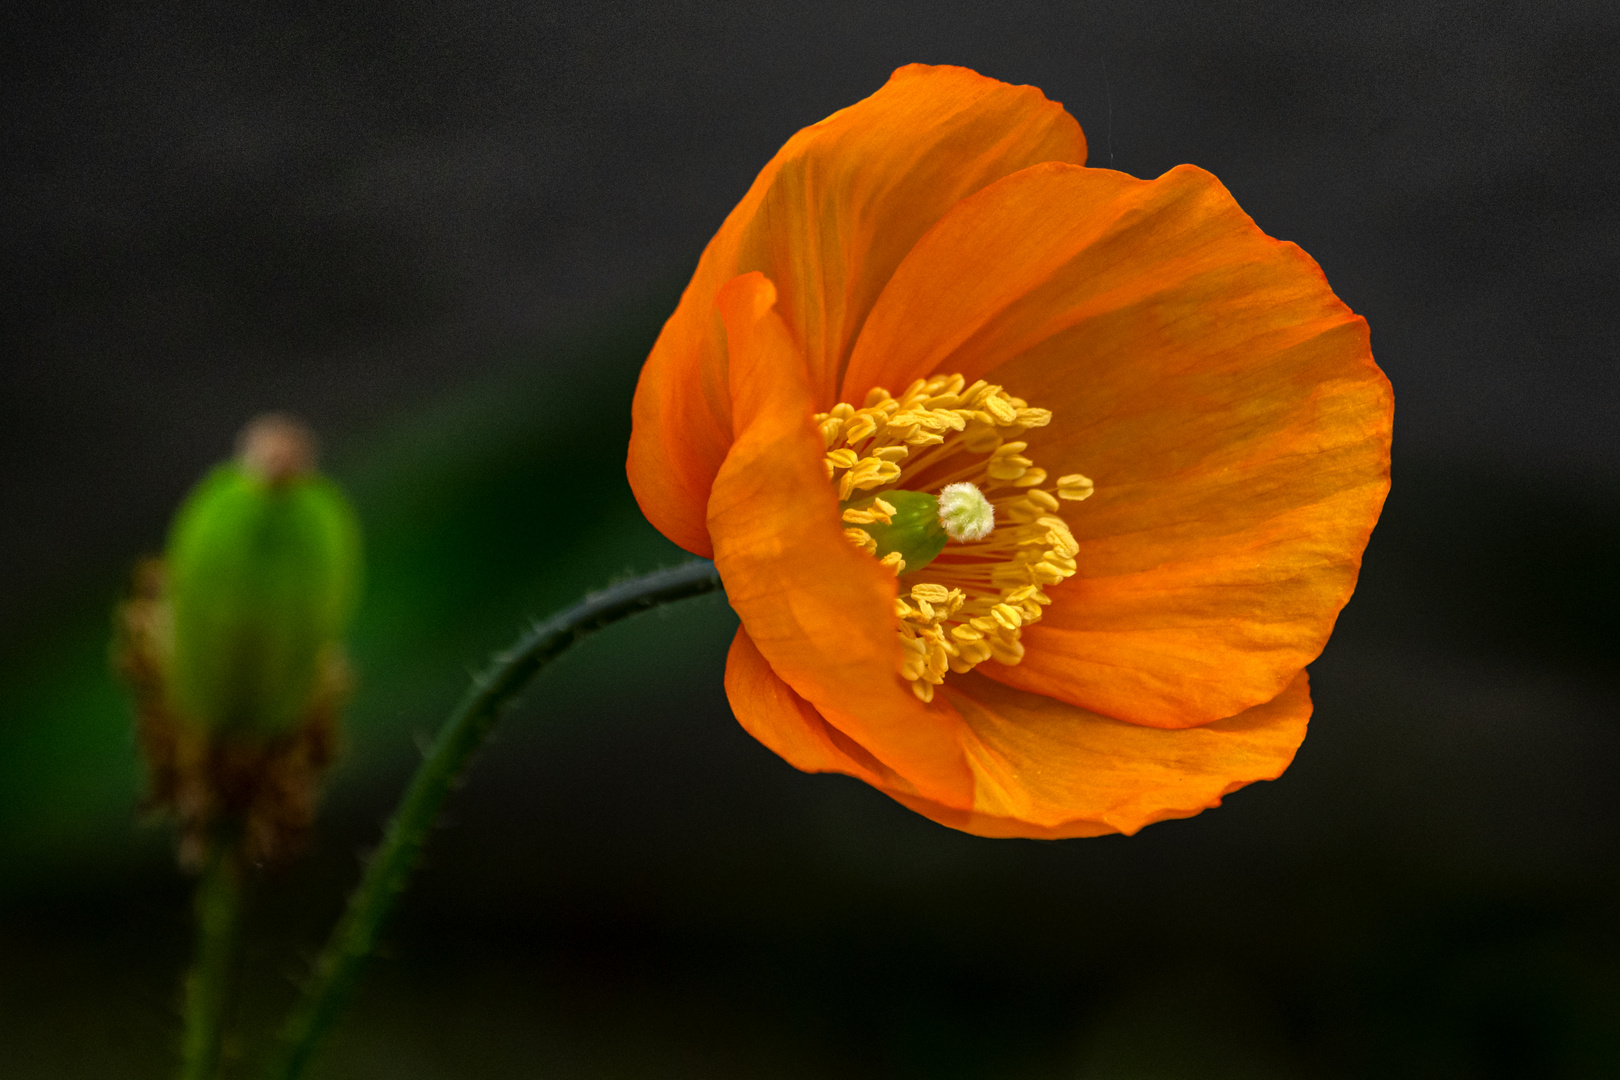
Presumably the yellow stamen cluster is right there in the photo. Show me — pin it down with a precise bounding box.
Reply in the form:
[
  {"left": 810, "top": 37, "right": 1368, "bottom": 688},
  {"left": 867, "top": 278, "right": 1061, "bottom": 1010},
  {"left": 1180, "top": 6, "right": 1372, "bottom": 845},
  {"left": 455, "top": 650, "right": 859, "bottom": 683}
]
[
  {"left": 841, "top": 496, "right": 894, "bottom": 559},
  {"left": 814, "top": 373, "right": 1094, "bottom": 702}
]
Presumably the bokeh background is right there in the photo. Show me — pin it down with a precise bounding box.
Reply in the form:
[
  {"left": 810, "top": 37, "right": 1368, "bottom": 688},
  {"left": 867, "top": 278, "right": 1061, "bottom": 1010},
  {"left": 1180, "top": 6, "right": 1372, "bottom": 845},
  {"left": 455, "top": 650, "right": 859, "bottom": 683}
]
[{"left": 4, "top": 2, "right": 1618, "bottom": 1077}]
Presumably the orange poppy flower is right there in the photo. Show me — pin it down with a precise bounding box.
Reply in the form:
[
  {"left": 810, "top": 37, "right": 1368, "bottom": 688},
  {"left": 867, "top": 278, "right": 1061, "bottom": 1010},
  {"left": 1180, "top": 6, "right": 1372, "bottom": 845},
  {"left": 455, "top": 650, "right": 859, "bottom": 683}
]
[{"left": 627, "top": 64, "right": 1392, "bottom": 839}]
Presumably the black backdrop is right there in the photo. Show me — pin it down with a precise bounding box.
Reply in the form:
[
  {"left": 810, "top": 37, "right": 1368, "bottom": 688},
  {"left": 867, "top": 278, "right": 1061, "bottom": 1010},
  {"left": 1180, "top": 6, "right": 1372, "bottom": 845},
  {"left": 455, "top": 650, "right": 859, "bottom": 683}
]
[{"left": 3, "top": 2, "right": 1618, "bottom": 1077}]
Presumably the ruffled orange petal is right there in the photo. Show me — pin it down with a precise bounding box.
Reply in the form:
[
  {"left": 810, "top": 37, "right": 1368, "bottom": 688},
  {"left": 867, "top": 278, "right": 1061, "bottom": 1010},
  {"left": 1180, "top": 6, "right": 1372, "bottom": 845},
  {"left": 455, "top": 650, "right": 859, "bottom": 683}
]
[
  {"left": 723, "top": 627, "right": 903, "bottom": 792},
  {"left": 896, "top": 669, "right": 1313, "bottom": 839},
  {"left": 629, "top": 65, "right": 1086, "bottom": 556},
  {"left": 707, "top": 272, "right": 973, "bottom": 805},
  {"left": 846, "top": 162, "right": 1391, "bottom": 728},
  {"left": 726, "top": 618, "right": 1312, "bottom": 840}
]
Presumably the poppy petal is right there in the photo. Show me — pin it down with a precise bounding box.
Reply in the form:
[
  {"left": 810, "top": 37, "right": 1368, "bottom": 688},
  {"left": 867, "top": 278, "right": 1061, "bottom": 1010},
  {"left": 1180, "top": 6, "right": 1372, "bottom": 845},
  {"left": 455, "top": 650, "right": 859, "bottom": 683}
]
[
  {"left": 881, "top": 669, "right": 1312, "bottom": 839},
  {"left": 708, "top": 272, "right": 974, "bottom": 805},
  {"left": 845, "top": 162, "right": 1391, "bottom": 727},
  {"left": 630, "top": 65, "right": 1086, "bottom": 556},
  {"left": 724, "top": 626, "right": 906, "bottom": 793}
]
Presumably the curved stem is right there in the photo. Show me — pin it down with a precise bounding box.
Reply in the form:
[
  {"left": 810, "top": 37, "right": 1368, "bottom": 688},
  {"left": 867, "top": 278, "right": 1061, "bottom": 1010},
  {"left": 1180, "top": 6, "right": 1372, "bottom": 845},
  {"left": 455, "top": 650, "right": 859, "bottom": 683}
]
[
  {"left": 179, "top": 841, "right": 245, "bottom": 1080},
  {"left": 265, "top": 560, "right": 724, "bottom": 1080}
]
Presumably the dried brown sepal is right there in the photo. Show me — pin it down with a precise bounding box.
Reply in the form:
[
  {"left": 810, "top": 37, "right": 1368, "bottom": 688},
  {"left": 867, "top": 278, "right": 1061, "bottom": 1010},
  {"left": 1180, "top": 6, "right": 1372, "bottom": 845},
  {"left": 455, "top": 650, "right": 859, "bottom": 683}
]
[{"left": 114, "top": 559, "right": 348, "bottom": 869}]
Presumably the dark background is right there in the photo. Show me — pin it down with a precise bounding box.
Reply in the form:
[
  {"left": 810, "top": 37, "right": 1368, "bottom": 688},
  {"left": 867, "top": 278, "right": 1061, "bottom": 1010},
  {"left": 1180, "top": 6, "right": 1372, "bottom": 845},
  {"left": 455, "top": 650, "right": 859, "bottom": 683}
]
[{"left": 3, "top": 2, "right": 1619, "bottom": 1077}]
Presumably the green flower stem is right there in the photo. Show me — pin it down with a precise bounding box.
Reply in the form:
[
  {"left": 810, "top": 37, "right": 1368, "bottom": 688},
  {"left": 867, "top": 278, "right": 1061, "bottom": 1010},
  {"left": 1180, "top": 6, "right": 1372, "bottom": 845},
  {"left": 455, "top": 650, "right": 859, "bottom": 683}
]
[
  {"left": 265, "top": 560, "right": 724, "bottom": 1080},
  {"left": 180, "top": 840, "right": 245, "bottom": 1080}
]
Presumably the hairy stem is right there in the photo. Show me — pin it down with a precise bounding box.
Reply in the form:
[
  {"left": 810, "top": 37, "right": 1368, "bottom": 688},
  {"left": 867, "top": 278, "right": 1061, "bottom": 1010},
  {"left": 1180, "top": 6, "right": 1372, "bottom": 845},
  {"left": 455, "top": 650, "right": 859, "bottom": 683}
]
[
  {"left": 179, "top": 841, "right": 245, "bottom": 1080},
  {"left": 265, "top": 560, "right": 724, "bottom": 1080}
]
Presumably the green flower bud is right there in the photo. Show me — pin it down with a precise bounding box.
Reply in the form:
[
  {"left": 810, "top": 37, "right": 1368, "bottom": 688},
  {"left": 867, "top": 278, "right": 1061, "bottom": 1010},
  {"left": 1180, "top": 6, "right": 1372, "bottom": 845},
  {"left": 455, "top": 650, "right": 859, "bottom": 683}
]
[{"left": 164, "top": 417, "right": 361, "bottom": 739}]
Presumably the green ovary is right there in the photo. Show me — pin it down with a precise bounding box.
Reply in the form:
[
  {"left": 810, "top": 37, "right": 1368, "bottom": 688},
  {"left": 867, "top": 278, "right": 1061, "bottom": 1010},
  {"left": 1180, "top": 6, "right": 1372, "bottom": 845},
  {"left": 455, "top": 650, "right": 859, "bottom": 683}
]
[{"left": 847, "top": 490, "right": 948, "bottom": 573}]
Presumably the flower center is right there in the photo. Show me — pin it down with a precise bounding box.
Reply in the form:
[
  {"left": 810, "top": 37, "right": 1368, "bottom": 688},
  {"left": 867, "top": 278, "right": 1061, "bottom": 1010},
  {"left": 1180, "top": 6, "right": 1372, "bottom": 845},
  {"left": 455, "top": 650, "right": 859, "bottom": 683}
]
[{"left": 816, "top": 374, "right": 1094, "bottom": 702}]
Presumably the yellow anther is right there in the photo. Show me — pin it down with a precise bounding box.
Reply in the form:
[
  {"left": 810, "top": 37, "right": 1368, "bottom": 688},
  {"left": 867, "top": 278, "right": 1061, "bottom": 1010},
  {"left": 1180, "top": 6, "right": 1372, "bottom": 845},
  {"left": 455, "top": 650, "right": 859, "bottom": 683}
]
[
  {"left": 985, "top": 395, "right": 1018, "bottom": 424},
  {"left": 910, "top": 583, "right": 950, "bottom": 605},
  {"left": 1057, "top": 474, "right": 1095, "bottom": 501},
  {"left": 838, "top": 457, "right": 902, "bottom": 499},
  {"left": 860, "top": 459, "right": 902, "bottom": 485},
  {"left": 992, "top": 603, "right": 1024, "bottom": 630},
  {"left": 956, "top": 640, "right": 993, "bottom": 666},
  {"left": 1035, "top": 517, "right": 1079, "bottom": 556},
  {"left": 962, "top": 425, "right": 1002, "bottom": 454},
  {"left": 844, "top": 527, "right": 877, "bottom": 555},
  {"left": 843, "top": 415, "right": 878, "bottom": 444},
  {"left": 878, "top": 551, "right": 906, "bottom": 574},
  {"left": 987, "top": 636, "right": 1026, "bottom": 665},
  {"left": 1025, "top": 489, "right": 1060, "bottom": 512},
  {"left": 1032, "top": 562, "right": 1067, "bottom": 584},
  {"left": 987, "top": 457, "right": 1033, "bottom": 481},
  {"left": 827, "top": 448, "right": 859, "bottom": 469},
  {"left": 890, "top": 410, "right": 944, "bottom": 432},
  {"left": 842, "top": 496, "right": 896, "bottom": 526}
]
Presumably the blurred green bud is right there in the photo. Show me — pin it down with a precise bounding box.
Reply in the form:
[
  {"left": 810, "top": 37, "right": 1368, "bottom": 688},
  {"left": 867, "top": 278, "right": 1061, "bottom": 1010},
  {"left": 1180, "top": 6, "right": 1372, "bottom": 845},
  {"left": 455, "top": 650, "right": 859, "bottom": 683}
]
[
  {"left": 164, "top": 415, "right": 361, "bottom": 739},
  {"left": 116, "top": 415, "right": 361, "bottom": 865}
]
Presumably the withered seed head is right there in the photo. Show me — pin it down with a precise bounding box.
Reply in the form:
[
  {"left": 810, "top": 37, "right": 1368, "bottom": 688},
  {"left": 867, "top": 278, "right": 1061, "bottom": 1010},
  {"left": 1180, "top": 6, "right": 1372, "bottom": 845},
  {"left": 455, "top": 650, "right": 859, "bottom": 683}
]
[{"left": 116, "top": 576, "right": 350, "bottom": 868}]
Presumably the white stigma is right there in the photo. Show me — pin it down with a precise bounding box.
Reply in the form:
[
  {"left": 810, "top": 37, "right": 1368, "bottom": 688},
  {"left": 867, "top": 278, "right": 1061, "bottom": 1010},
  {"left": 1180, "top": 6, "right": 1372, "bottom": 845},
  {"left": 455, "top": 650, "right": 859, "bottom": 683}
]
[{"left": 937, "top": 482, "right": 995, "bottom": 542}]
